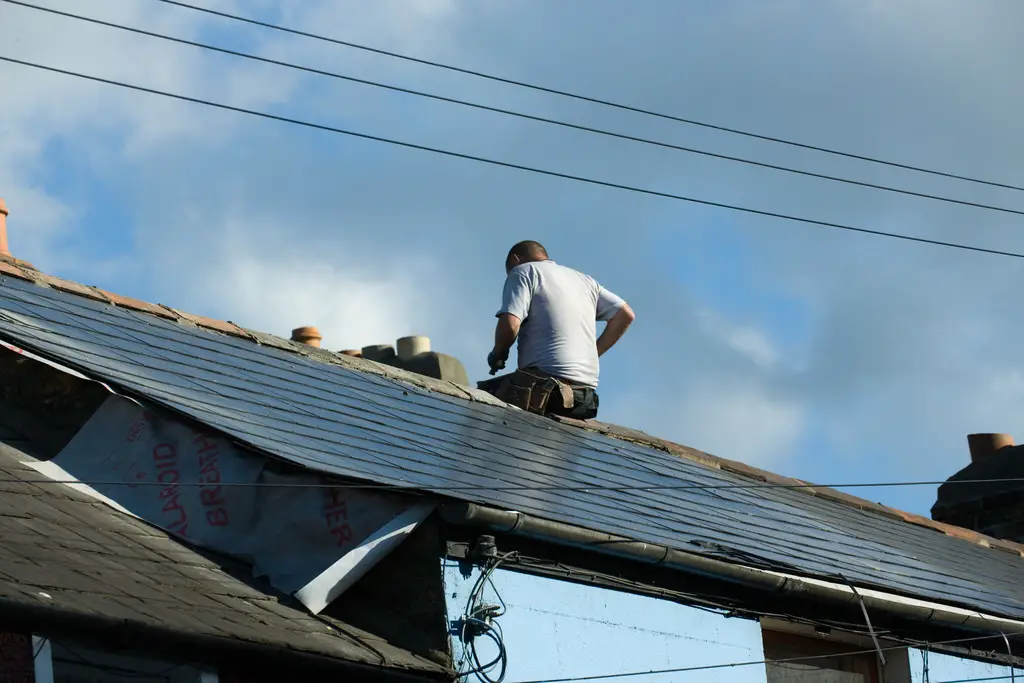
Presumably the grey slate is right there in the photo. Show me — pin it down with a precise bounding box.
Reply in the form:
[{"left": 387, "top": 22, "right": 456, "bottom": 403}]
[
  {"left": 0, "top": 440, "right": 447, "bottom": 678},
  {"left": 1, "top": 276, "right": 1024, "bottom": 620}
]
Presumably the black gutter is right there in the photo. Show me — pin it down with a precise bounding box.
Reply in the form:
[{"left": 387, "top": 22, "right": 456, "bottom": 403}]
[{"left": 440, "top": 502, "right": 1024, "bottom": 642}]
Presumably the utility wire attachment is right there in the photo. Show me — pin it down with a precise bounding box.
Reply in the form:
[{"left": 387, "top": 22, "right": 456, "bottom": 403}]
[
  {"left": 839, "top": 574, "right": 886, "bottom": 668},
  {"left": 454, "top": 549, "right": 517, "bottom": 683},
  {"left": 1001, "top": 632, "right": 1016, "bottom": 683}
]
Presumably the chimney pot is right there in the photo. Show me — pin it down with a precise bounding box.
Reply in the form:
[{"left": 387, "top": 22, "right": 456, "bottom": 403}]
[
  {"left": 397, "top": 336, "right": 430, "bottom": 361},
  {"left": 339, "top": 349, "right": 362, "bottom": 358},
  {"left": 291, "top": 326, "right": 322, "bottom": 348},
  {"left": 0, "top": 198, "right": 10, "bottom": 259},
  {"left": 967, "top": 433, "right": 1014, "bottom": 463}
]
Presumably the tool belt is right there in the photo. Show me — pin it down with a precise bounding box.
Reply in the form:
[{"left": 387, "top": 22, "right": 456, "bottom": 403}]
[{"left": 481, "top": 368, "right": 599, "bottom": 420}]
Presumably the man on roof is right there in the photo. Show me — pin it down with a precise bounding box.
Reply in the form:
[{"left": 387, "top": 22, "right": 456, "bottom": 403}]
[{"left": 485, "top": 240, "right": 635, "bottom": 420}]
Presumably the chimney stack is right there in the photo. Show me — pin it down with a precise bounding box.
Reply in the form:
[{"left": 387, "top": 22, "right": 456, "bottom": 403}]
[
  {"left": 967, "top": 433, "right": 1014, "bottom": 463},
  {"left": 355, "top": 336, "right": 468, "bottom": 386},
  {"left": 291, "top": 326, "right": 323, "bottom": 348},
  {"left": 0, "top": 198, "right": 10, "bottom": 259},
  {"left": 932, "top": 432, "right": 1024, "bottom": 541}
]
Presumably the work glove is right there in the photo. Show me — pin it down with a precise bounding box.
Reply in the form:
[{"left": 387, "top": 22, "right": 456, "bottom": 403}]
[{"left": 487, "top": 349, "right": 508, "bottom": 375}]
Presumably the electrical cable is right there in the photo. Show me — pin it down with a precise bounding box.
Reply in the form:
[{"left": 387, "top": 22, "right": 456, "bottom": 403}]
[
  {"left": 457, "top": 552, "right": 516, "bottom": 683},
  {"left": 484, "top": 550, "right": 1024, "bottom": 683},
  {"left": 10, "top": 475, "right": 1024, "bottom": 493},
  {"left": 507, "top": 628, "right": 1024, "bottom": 683},
  {"left": 1001, "top": 633, "right": 1017, "bottom": 683},
  {"left": 2, "top": 55, "right": 1023, "bottom": 261},
  {"left": 8, "top": 0, "right": 1024, "bottom": 218},
  {"left": 842, "top": 575, "right": 886, "bottom": 667},
  {"left": 150, "top": 0, "right": 1024, "bottom": 194}
]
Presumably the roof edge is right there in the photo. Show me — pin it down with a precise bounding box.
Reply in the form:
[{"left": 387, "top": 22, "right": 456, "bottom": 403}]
[
  {"left": 2, "top": 264, "right": 1018, "bottom": 558},
  {"left": 0, "top": 594, "right": 451, "bottom": 681}
]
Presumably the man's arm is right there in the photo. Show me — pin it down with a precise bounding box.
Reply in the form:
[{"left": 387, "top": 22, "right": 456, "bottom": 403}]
[
  {"left": 493, "top": 313, "right": 521, "bottom": 358},
  {"left": 597, "top": 303, "right": 635, "bottom": 357},
  {"left": 489, "top": 267, "right": 532, "bottom": 374}
]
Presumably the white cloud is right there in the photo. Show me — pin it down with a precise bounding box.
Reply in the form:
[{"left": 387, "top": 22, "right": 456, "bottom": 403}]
[
  {"left": 695, "top": 308, "right": 779, "bottom": 369},
  {"left": 179, "top": 231, "right": 436, "bottom": 352},
  {"left": 679, "top": 384, "right": 804, "bottom": 468}
]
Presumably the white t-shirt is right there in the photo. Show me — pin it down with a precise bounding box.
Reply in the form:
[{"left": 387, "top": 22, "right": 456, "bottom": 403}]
[{"left": 497, "top": 260, "right": 626, "bottom": 388}]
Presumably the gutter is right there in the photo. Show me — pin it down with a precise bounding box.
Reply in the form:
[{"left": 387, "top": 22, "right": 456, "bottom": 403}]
[{"left": 440, "top": 502, "right": 1024, "bottom": 641}]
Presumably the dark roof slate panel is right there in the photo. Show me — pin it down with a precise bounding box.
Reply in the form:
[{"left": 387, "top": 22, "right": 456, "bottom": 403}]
[
  {"left": 1, "top": 275, "right": 1023, "bottom": 620},
  {"left": 0, "top": 441, "right": 447, "bottom": 677}
]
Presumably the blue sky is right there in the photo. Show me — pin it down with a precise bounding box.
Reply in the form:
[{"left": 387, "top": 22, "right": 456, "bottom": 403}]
[{"left": 5, "top": 0, "right": 1024, "bottom": 680}]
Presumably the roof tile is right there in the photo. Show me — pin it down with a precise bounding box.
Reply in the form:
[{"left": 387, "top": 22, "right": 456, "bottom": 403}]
[
  {"left": 165, "top": 307, "right": 253, "bottom": 338},
  {"left": 0, "top": 262, "right": 32, "bottom": 282},
  {"left": 0, "top": 442, "right": 448, "bottom": 677},
  {"left": 97, "top": 290, "right": 178, "bottom": 319},
  {"left": 35, "top": 275, "right": 111, "bottom": 303}
]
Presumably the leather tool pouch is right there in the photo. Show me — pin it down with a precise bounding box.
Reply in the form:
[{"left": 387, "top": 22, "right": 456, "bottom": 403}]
[{"left": 493, "top": 370, "right": 577, "bottom": 416}]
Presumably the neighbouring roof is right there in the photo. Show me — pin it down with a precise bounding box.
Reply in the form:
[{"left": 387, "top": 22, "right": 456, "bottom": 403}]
[
  {"left": 1, "top": 263, "right": 1024, "bottom": 621},
  {"left": 0, "top": 439, "right": 448, "bottom": 679}
]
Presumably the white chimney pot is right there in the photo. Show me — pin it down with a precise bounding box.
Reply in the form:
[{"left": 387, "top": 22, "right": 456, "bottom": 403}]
[{"left": 397, "top": 336, "right": 430, "bottom": 360}]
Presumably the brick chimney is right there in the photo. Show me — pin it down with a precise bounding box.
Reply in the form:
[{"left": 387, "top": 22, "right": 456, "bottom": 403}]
[{"left": 931, "top": 433, "right": 1024, "bottom": 541}]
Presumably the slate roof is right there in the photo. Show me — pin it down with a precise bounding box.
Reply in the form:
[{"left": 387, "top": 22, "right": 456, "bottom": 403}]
[
  {"left": 0, "top": 439, "right": 449, "bottom": 679},
  {"left": 1, "top": 263, "right": 1024, "bottom": 622}
]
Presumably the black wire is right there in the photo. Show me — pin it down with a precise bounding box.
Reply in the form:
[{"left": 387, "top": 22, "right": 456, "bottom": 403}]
[
  {"left": 151, "top": 0, "right": 1024, "bottom": 194},
  {"left": 1, "top": 57, "right": 1022, "bottom": 261},
  {"left": 460, "top": 554, "right": 515, "bottom": 683},
  {"left": 508, "top": 628, "right": 1024, "bottom": 683},
  {"left": 9, "top": 0, "right": 1024, "bottom": 219},
  {"left": 470, "top": 627, "right": 508, "bottom": 683},
  {"left": 484, "top": 550, "right": 1022, "bottom": 683},
  {"left": 14, "top": 475, "right": 1024, "bottom": 493}
]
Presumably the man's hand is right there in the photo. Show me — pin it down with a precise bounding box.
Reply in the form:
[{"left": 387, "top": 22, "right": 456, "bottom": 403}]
[
  {"left": 487, "top": 348, "right": 509, "bottom": 375},
  {"left": 490, "top": 313, "right": 521, "bottom": 375}
]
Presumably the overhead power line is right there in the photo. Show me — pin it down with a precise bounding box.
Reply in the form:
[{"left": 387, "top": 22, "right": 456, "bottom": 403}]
[
  {"left": 9, "top": 0, "right": 1024, "bottom": 219},
  {"left": 152, "top": 0, "right": 1024, "bottom": 194},
  {"left": 11, "top": 475, "right": 1024, "bottom": 493},
  {"left": 505, "top": 630, "right": 1023, "bottom": 683},
  {"left": 3, "top": 56, "right": 1024, "bottom": 261}
]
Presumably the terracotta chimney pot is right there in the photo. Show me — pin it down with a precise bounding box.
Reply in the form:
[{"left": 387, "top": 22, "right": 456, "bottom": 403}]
[
  {"left": 339, "top": 349, "right": 362, "bottom": 357},
  {"left": 291, "top": 326, "right": 323, "bottom": 348},
  {"left": 967, "top": 433, "right": 1014, "bottom": 463},
  {"left": 0, "top": 198, "right": 9, "bottom": 259}
]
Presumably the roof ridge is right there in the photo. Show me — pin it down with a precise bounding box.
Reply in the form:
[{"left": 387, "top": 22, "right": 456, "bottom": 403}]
[{"left": 2, "top": 262, "right": 1019, "bottom": 558}]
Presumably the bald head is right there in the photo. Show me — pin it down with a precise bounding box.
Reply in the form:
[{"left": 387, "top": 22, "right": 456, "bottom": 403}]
[{"left": 506, "top": 240, "right": 549, "bottom": 274}]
